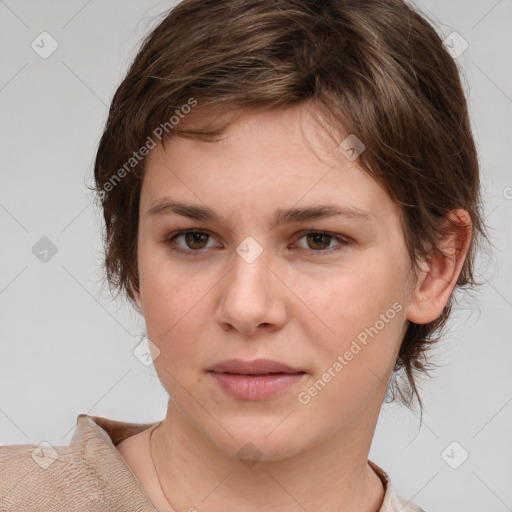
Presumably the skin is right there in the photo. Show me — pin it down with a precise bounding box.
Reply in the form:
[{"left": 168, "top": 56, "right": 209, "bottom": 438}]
[{"left": 116, "top": 103, "right": 471, "bottom": 512}]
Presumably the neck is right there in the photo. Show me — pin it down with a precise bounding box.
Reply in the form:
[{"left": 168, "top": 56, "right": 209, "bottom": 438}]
[{"left": 151, "top": 400, "right": 385, "bottom": 512}]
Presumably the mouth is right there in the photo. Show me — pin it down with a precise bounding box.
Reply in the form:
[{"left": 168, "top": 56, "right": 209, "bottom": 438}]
[
  {"left": 208, "top": 358, "right": 305, "bottom": 375},
  {"left": 207, "top": 358, "right": 306, "bottom": 401}
]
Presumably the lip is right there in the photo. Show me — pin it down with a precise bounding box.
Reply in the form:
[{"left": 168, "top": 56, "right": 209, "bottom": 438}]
[
  {"left": 208, "top": 358, "right": 304, "bottom": 375},
  {"left": 208, "top": 358, "right": 306, "bottom": 401}
]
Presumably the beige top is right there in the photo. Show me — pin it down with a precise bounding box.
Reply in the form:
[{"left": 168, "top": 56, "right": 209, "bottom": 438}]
[{"left": 0, "top": 414, "right": 424, "bottom": 511}]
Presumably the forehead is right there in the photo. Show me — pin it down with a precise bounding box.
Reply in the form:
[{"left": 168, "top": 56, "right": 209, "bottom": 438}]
[{"left": 141, "top": 104, "right": 398, "bottom": 224}]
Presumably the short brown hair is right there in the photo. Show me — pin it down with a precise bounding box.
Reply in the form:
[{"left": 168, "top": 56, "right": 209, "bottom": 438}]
[{"left": 93, "top": 0, "right": 486, "bottom": 406}]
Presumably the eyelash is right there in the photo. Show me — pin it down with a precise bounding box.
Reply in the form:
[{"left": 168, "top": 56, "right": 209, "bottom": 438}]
[{"left": 165, "top": 229, "right": 350, "bottom": 256}]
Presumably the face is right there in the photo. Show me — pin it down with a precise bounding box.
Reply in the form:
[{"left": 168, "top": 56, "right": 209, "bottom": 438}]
[{"left": 136, "top": 104, "right": 415, "bottom": 460}]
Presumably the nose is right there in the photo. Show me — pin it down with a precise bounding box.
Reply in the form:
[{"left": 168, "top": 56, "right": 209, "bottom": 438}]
[{"left": 215, "top": 246, "right": 288, "bottom": 337}]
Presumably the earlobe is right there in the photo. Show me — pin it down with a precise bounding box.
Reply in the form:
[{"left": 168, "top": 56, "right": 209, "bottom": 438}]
[{"left": 406, "top": 209, "right": 472, "bottom": 324}]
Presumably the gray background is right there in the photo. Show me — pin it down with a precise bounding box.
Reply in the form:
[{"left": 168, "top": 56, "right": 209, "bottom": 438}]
[{"left": 0, "top": 1, "right": 510, "bottom": 510}]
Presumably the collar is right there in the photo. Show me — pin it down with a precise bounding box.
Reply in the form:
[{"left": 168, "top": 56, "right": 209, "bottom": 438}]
[{"left": 74, "top": 413, "right": 420, "bottom": 512}]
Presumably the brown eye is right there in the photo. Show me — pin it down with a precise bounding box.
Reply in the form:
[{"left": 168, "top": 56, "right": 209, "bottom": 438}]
[
  {"left": 183, "top": 232, "right": 209, "bottom": 250},
  {"left": 306, "top": 232, "right": 333, "bottom": 251},
  {"left": 166, "top": 230, "right": 218, "bottom": 253},
  {"left": 294, "top": 231, "right": 349, "bottom": 254}
]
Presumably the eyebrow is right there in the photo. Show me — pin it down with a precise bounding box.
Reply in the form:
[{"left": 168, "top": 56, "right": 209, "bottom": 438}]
[{"left": 147, "top": 198, "right": 374, "bottom": 227}]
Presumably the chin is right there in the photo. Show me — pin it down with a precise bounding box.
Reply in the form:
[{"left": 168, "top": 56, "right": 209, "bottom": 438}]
[{"left": 204, "top": 416, "right": 308, "bottom": 464}]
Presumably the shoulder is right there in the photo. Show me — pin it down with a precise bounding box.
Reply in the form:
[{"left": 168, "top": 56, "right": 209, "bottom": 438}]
[
  {"left": 0, "top": 441, "right": 85, "bottom": 510},
  {"left": 369, "top": 460, "right": 427, "bottom": 512},
  {"left": 383, "top": 486, "right": 427, "bottom": 512},
  {"left": 0, "top": 414, "right": 158, "bottom": 512}
]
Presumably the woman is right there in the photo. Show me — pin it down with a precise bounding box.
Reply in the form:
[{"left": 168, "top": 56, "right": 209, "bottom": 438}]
[{"left": 0, "top": 1, "right": 485, "bottom": 511}]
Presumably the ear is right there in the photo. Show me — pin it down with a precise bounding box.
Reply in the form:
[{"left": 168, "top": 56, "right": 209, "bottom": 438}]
[{"left": 406, "top": 209, "right": 472, "bottom": 324}]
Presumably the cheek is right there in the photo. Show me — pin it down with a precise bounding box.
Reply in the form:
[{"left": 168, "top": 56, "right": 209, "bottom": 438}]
[
  {"left": 138, "top": 248, "right": 211, "bottom": 359},
  {"left": 298, "top": 257, "right": 407, "bottom": 337},
  {"left": 292, "top": 250, "right": 410, "bottom": 383},
  {"left": 294, "top": 272, "right": 407, "bottom": 425}
]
